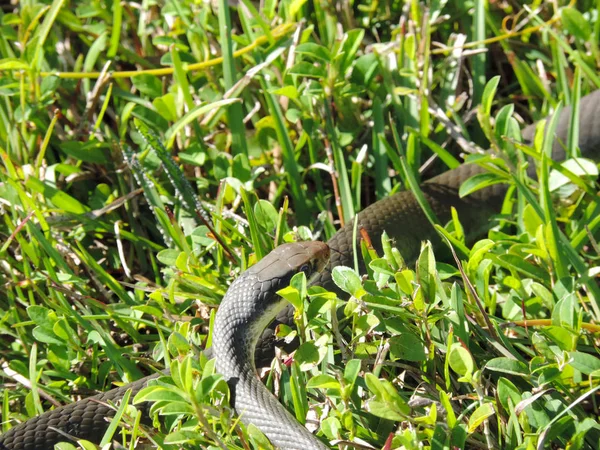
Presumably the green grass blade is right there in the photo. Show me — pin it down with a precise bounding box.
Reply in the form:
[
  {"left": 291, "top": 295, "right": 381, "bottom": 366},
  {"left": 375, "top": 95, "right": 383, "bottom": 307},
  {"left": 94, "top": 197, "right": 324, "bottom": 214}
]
[{"left": 218, "top": 0, "right": 248, "bottom": 157}]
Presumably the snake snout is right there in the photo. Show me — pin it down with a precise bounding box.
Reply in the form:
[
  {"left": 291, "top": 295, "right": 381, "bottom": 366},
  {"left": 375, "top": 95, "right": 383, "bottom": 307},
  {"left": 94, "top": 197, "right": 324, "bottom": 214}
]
[
  {"left": 309, "top": 241, "right": 330, "bottom": 274},
  {"left": 251, "top": 241, "right": 330, "bottom": 283},
  {"left": 282, "top": 241, "right": 330, "bottom": 278}
]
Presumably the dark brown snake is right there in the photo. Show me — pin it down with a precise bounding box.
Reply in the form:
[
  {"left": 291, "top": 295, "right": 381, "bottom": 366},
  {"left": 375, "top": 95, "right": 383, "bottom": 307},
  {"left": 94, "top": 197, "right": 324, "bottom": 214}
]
[{"left": 2, "top": 91, "right": 600, "bottom": 450}]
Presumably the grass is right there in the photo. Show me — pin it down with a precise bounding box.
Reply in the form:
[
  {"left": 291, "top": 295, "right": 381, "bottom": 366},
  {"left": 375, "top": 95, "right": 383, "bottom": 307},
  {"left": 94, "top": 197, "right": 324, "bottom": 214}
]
[{"left": 1, "top": 0, "right": 600, "bottom": 449}]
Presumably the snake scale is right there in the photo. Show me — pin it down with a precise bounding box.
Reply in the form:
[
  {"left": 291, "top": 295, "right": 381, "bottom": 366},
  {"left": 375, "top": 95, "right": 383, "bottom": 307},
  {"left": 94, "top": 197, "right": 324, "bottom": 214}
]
[{"left": 2, "top": 90, "right": 600, "bottom": 450}]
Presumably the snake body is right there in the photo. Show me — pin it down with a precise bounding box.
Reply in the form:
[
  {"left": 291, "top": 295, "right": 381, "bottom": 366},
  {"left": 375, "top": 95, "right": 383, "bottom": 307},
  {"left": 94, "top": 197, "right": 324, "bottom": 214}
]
[
  {"left": 2, "top": 91, "right": 600, "bottom": 450},
  {"left": 214, "top": 241, "right": 331, "bottom": 450},
  {"left": 261, "top": 91, "right": 600, "bottom": 359}
]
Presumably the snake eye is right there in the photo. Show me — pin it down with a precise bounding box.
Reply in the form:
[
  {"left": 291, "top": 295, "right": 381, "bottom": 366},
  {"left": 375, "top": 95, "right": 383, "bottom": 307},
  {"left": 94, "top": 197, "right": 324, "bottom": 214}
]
[{"left": 300, "top": 263, "right": 311, "bottom": 274}]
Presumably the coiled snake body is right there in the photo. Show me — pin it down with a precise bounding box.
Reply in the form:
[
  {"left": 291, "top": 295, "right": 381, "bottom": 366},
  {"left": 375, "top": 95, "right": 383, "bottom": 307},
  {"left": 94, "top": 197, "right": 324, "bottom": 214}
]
[{"left": 2, "top": 91, "right": 600, "bottom": 450}]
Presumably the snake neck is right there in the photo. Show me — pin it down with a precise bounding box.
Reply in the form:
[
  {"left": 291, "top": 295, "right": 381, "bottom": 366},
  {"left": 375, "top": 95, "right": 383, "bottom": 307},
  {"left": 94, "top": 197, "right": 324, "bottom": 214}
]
[{"left": 214, "top": 274, "right": 288, "bottom": 377}]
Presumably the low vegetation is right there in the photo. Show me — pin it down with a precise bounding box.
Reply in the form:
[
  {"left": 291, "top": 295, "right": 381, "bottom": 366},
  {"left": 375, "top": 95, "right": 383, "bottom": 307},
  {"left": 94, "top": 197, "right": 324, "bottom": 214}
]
[{"left": 1, "top": 0, "right": 599, "bottom": 449}]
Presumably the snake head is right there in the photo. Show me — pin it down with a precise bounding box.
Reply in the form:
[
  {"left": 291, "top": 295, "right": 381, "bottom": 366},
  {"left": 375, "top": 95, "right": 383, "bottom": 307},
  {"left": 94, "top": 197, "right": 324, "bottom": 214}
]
[
  {"left": 248, "top": 241, "right": 330, "bottom": 286},
  {"left": 220, "top": 241, "right": 330, "bottom": 330}
]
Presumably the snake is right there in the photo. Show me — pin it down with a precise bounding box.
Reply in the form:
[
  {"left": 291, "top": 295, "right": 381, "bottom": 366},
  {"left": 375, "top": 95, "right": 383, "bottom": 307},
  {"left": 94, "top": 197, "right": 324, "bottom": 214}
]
[
  {"left": 2, "top": 90, "right": 600, "bottom": 450},
  {"left": 214, "top": 241, "right": 331, "bottom": 450}
]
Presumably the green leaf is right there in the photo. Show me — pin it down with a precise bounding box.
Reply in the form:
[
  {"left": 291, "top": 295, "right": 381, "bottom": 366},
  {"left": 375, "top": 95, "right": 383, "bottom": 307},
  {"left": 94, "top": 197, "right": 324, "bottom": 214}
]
[
  {"left": 494, "top": 254, "right": 549, "bottom": 282},
  {"left": 289, "top": 0, "right": 308, "bottom": 17},
  {"left": 365, "top": 373, "right": 410, "bottom": 420},
  {"left": 369, "top": 257, "right": 395, "bottom": 276},
  {"left": 439, "top": 390, "right": 457, "bottom": 428},
  {"left": 56, "top": 442, "right": 91, "bottom": 450},
  {"left": 164, "top": 430, "right": 207, "bottom": 444},
  {"left": 480, "top": 76, "right": 500, "bottom": 118},
  {"left": 27, "top": 305, "right": 55, "bottom": 330},
  {"left": 157, "top": 249, "right": 181, "bottom": 266},
  {"left": 197, "top": 374, "right": 224, "bottom": 401},
  {"left": 32, "top": 327, "right": 66, "bottom": 345},
  {"left": 164, "top": 99, "right": 239, "bottom": 148},
  {"left": 277, "top": 283, "right": 303, "bottom": 310},
  {"left": 245, "top": 423, "right": 273, "bottom": 449},
  {"left": 53, "top": 319, "right": 75, "bottom": 343},
  {"left": 484, "top": 358, "right": 528, "bottom": 376},
  {"left": 351, "top": 53, "right": 379, "bottom": 85},
  {"left": 468, "top": 403, "right": 495, "bottom": 433},
  {"left": 134, "top": 385, "right": 188, "bottom": 403},
  {"left": 343, "top": 359, "right": 361, "bottom": 386},
  {"left": 367, "top": 400, "right": 408, "bottom": 421},
  {"left": 61, "top": 141, "right": 110, "bottom": 164},
  {"left": 178, "top": 144, "right": 206, "bottom": 166},
  {"left": 107, "top": 0, "right": 123, "bottom": 58},
  {"left": 497, "top": 377, "right": 522, "bottom": 411},
  {"left": 132, "top": 74, "right": 163, "bottom": 98},
  {"left": 552, "top": 294, "right": 579, "bottom": 330},
  {"left": 307, "top": 374, "right": 340, "bottom": 390},
  {"left": 332, "top": 266, "right": 363, "bottom": 297},
  {"left": 568, "top": 352, "right": 600, "bottom": 375},
  {"left": 561, "top": 7, "right": 591, "bottom": 41},
  {"left": 320, "top": 417, "right": 342, "bottom": 440},
  {"left": 494, "top": 103, "right": 515, "bottom": 148},
  {"left": 543, "top": 326, "right": 578, "bottom": 352},
  {"left": 25, "top": 177, "right": 90, "bottom": 214},
  {"left": 153, "top": 93, "right": 178, "bottom": 122},
  {"left": 254, "top": 200, "right": 279, "bottom": 233},
  {"left": 232, "top": 153, "right": 251, "bottom": 182},
  {"left": 0, "top": 58, "right": 30, "bottom": 70},
  {"left": 155, "top": 401, "right": 195, "bottom": 415},
  {"left": 431, "top": 424, "right": 448, "bottom": 449},
  {"left": 295, "top": 342, "right": 321, "bottom": 369},
  {"left": 337, "top": 29, "right": 365, "bottom": 73},
  {"left": 448, "top": 343, "right": 474, "bottom": 378},
  {"left": 295, "top": 42, "right": 331, "bottom": 62},
  {"left": 416, "top": 241, "right": 436, "bottom": 303},
  {"left": 394, "top": 269, "right": 415, "bottom": 295},
  {"left": 459, "top": 172, "right": 505, "bottom": 197},
  {"left": 389, "top": 334, "right": 427, "bottom": 362},
  {"left": 168, "top": 332, "right": 191, "bottom": 356},
  {"left": 287, "top": 61, "right": 327, "bottom": 79},
  {"left": 522, "top": 204, "right": 544, "bottom": 236},
  {"left": 269, "top": 85, "right": 299, "bottom": 99},
  {"left": 31, "top": 0, "right": 66, "bottom": 71},
  {"left": 548, "top": 158, "right": 598, "bottom": 191},
  {"left": 83, "top": 32, "right": 107, "bottom": 73}
]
